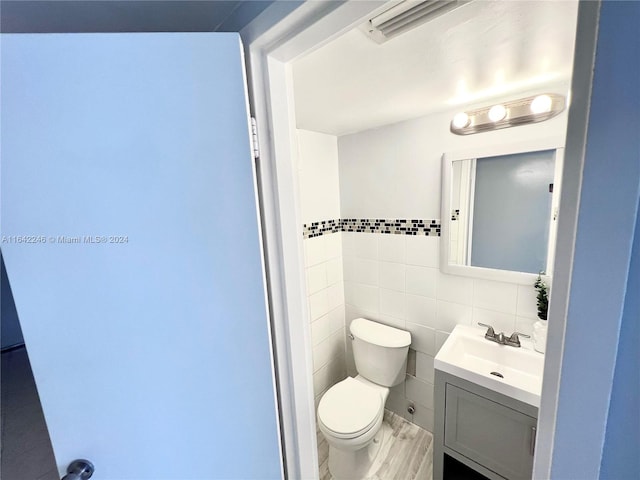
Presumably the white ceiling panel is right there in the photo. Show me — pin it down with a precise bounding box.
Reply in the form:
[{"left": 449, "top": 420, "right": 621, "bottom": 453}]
[{"left": 293, "top": 0, "right": 579, "bottom": 135}]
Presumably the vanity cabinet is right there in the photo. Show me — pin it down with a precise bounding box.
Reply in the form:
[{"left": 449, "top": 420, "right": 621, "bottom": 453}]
[{"left": 434, "top": 370, "right": 539, "bottom": 480}]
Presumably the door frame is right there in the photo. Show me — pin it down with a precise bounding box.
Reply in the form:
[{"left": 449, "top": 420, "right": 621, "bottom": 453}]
[
  {"left": 241, "top": 1, "right": 605, "bottom": 479},
  {"left": 240, "top": 3, "right": 389, "bottom": 478}
]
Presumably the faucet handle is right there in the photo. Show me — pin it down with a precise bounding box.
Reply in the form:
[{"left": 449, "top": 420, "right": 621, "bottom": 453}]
[
  {"left": 478, "top": 323, "right": 496, "bottom": 337},
  {"left": 507, "top": 331, "right": 531, "bottom": 347}
]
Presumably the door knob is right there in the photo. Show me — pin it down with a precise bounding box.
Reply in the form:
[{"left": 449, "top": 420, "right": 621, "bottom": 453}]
[{"left": 62, "top": 459, "right": 94, "bottom": 480}]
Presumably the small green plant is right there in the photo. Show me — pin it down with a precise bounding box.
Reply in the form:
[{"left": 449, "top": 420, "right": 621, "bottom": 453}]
[{"left": 534, "top": 274, "right": 549, "bottom": 320}]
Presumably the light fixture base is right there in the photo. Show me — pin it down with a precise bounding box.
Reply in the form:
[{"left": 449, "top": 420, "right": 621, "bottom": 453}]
[{"left": 450, "top": 93, "right": 566, "bottom": 135}]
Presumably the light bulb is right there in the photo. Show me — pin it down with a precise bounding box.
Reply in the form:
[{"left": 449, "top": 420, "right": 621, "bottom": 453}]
[
  {"left": 488, "top": 105, "right": 507, "bottom": 122},
  {"left": 452, "top": 112, "right": 470, "bottom": 129},
  {"left": 531, "top": 94, "right": 552, "bottom": 114}
]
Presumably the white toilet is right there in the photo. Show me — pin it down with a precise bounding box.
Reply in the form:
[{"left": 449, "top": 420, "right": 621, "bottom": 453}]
[{"left": 317, "top": 317, "right": 411, "bottom": 480}]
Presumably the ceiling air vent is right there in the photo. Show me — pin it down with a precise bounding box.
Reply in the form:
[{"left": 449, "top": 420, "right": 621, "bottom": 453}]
[{"left": 362, "top": 0, "right": 469, "bottom": 44}]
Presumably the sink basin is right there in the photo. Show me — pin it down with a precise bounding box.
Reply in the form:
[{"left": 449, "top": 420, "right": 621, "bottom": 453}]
[{"left": 434, "top": 325, "right": 544, "bottom": 407}]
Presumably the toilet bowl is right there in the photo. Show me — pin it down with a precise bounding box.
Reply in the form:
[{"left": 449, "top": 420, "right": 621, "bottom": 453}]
[
  {"left": 317, "top": 318, "right": 411, "bottom": 480},
  {"left": 318, "top": 376, "right": 388, "bottom": 451}
]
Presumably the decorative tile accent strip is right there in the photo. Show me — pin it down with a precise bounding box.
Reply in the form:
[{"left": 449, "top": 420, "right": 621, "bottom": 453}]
[
  {"left": 302, "top": 218, "right": 441, "bottom": 239},
  {"left": 342, "top": 218, "right": 441, "bottom": 236},
  {"left": 303, "top": 219, "right": 342, "bottom": 238}
]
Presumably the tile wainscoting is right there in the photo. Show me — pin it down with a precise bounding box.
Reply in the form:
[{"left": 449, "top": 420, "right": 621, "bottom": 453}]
[
  {"left": 303, "top": 232, "right": 347, "bottom": 408},
  {"left": 303, "top": 223, "right": 541, "bottom": 434}
]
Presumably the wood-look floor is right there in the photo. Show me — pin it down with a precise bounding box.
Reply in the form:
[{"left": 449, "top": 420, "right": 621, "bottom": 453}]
[{"left": 318, "top": 410, "right": 433, "bottom": 480}]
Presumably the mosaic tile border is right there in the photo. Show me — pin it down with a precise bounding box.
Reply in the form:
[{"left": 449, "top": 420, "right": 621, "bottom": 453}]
[
  {"left": 303, "top": 218, "right": 441, "bottom": 239},
  {"left": 303, "top": 219, "right": 342, "bottom": 238}
]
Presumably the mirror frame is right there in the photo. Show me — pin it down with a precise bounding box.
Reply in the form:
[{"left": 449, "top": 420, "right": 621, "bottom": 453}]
[{"left": 440, "top": 137, "right": 564, "bottom": 285}]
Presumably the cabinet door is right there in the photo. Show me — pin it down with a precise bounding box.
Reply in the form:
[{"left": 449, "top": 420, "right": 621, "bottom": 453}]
[{"left": 445, "top": 384, "right": 536, "bottom": 480}]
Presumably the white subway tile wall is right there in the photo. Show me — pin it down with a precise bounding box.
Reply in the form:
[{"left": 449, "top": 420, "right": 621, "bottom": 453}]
[
  {"left": 380, "top": 288, "right": 406, "bottom": 319},
  {"left": 473, "top": 279, "right": 518, "bottom": 314},
  {"left": 304, "top": 233, "right": 347, "bottom": 403},
  {"left": 297, "top": 125, "right": 544, "bottom": 434},
  {"left": 380, "top": 262, "right": 405, "bottom": 291},
  {"left": 325, "top": 104, "right": 567, "bottom": 433},
  {"left": 313, "top": 327, "right": 343, "bottom": 373},
  {"left": 342, "top": 232, "right": 540, "bottom": 432},
  {"left": 305, "top": 233, "right": 347, "bottom": 406},
  {"left": 297, "top": 130, "right": 347, "bottom": 407},
  {"left": 406, "top": 235, "right": 439, "bottom": 267},
  {"left": 379, "top": 234, "right": 406, "bottom": 263}
]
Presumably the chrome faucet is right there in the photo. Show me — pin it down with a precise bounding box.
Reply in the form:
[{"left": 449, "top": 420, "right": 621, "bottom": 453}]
[
  {"left": 505, "top": 331, "right": 530, "bottom": 347},
  {"left": 478, "top": 323, "right": 530, "bottom": 348},
  {"left": 478, "top": 323, "right": 498, "bottom": 341}
]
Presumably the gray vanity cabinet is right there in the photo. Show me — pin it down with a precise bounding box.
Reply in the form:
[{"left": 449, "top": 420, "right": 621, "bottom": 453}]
[{"left": 434, "top": 370, "right": 539, "bottom": 480}]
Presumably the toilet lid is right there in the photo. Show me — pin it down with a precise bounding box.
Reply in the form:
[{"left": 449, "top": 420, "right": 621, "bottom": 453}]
[{"left": 318, "top": 378, "right": 382, "bottom": 437}]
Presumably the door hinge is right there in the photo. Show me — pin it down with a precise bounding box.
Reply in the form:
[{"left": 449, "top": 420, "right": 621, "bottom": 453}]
[{"left": 250, "top": 116, "right": 260, "bottom": 160}]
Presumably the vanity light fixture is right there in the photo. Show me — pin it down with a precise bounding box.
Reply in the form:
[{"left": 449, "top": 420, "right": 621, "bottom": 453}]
[
  {"left": 488, "top": 104, "right": 507, "bottom": 122},
  {"left": 530, "top": 94, "right": 553, "bottom": 114},
  {"left": 452, "top": 112, "right": 470, "bottom": 129},
  {"left": 450, "top": 93, "right": 566, "bottom": 135}
]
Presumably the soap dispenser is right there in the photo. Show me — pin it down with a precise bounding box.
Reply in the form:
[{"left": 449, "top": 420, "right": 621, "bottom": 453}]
[{"left": 533, "top": 320, "right": 548, "bottom": 353}]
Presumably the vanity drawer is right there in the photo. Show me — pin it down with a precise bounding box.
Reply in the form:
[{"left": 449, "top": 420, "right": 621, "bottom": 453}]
[{"left": 444, "top": 384, "right": 537, "bottom": 480}]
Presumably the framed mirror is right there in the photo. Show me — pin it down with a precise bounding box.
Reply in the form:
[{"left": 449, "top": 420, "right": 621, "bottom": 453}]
[{"left": 441, "top": 138, "right": 564, "bottom": 284}]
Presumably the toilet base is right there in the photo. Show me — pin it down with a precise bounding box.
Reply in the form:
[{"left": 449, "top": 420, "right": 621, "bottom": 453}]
[{"left": 328, "top": 422, "right": 392, "bottom": 480}]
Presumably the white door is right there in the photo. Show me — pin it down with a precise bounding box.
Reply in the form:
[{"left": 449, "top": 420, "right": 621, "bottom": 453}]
[{"left": 1, "top": 33, "right": 283, "bottom": 479}]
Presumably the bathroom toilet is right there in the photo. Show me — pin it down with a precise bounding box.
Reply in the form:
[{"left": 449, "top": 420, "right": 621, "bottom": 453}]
[{"left": 317, "top": 318, "right": 411, "bottom": 480}]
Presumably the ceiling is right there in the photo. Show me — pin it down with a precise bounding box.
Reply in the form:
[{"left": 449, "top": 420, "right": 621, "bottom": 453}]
[
  {"left": 0, "top": 1, "right": 274, "bottom": 33},
  {"left": 293, "top": 0, "right": 579, "bottom": 136}
]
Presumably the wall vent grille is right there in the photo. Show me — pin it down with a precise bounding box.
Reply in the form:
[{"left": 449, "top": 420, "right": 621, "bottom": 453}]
[{"left": 361, "top": 0, "right": 469, "bottom": 44}]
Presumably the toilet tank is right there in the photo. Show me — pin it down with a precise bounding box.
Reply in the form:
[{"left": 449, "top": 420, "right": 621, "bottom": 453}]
[{"left": 350, "top": 318, "right": 411, "bottom": 387}]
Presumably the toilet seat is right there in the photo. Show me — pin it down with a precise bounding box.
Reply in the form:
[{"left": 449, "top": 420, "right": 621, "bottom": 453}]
[{"left": 318, "top": 377, "right": 383, "bottom": 439}]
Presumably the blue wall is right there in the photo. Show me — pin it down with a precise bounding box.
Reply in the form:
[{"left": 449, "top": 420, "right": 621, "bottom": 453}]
[
  {"left": 600, "top": 203, "right": 640, "bottom": 478},
  {"left": 593, "top": 4, "right": 640, "bottom": 476},
  {"left": 549, "top": 0, "right": 640, "bottom": 477},
  {"left": 0, "top": 1, "right": 274, "bottom": 33}
]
